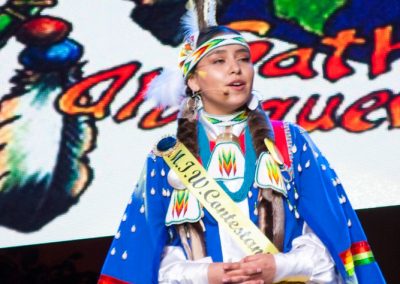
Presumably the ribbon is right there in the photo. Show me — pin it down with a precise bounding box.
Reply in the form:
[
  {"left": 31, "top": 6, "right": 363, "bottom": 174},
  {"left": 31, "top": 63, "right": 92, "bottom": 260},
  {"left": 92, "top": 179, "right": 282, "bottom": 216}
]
[{"left": 157, "top": 137, "right": 278, "bottom": 255}]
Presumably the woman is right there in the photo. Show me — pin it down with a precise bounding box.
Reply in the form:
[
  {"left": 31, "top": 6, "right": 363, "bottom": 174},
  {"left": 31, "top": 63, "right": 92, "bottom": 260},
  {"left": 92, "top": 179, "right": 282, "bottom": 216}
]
[{"left": 99, "top": 25, "right": 385, "bottom": 284}]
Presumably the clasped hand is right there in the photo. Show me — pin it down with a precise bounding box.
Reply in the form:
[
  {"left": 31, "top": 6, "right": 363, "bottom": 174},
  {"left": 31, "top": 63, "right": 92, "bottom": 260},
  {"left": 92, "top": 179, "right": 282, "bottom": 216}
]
[{"left": 208, "top": 253, "right": 276, "bottom": 284}]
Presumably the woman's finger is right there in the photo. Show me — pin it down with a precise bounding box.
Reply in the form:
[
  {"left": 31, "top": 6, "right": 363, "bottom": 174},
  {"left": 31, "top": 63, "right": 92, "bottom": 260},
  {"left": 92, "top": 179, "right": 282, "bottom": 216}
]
[
  {"left": 241, "top": 280, "right": 264, "bottom": 284},
  {"left": 222, "top": 275, "right": 251, "bottom": 283},
  {"left": 243, "top": 267, "right": 262, "bottom": 275},
  {"left": 223, "top": 262, "right": 241, "bottom": 271},
  {"left": 242, "top": 253, "right": 267, "bottom": 262}
]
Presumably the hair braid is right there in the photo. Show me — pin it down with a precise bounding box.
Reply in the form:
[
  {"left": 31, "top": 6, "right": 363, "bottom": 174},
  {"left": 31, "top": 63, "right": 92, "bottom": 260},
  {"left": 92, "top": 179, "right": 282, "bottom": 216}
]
[
  {"left": 175, "top": 91, "right": 205, "bottom": 259},
  {"left": 177, "top": 88, "right": 200, "bottom": 157},
  {"left": 177, "top": 118, "right": 199, "bottom": 157},
  {"left": 247, "top": 106, "right": 284, "bottom": 251},
  {"left": 247, "top": 107, "right": 274, "bottom": 156}
]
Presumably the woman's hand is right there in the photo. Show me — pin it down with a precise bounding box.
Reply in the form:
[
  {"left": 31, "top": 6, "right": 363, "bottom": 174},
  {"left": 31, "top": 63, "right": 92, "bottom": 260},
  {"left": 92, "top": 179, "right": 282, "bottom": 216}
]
[
  {"left": 208, "top": 262, "right": 263, "bottom": 284},
  {"left": 215, "top": 253, "right": 276, "bottom": 284},
  {"left": 208, "top": 263, "right": 225, "bottom": 284},
  {"left": 207, "top": 254, "right": 275, "bottom": 283}
]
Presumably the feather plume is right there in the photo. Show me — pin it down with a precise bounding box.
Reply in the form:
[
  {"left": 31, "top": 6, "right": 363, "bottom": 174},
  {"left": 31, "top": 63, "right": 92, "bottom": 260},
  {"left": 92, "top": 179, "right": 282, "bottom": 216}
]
[
  {"left": 193, "top": 0, "right": 217, "bottom": 30},
  {"left": 145, "top": 67, "right": 186, "bottom": 108},
  {"left": 180, "top": 8, "right": 200, "bottom": 40},
  {"left": 204, "top": 0, "right": 217, "bottom": 27}
]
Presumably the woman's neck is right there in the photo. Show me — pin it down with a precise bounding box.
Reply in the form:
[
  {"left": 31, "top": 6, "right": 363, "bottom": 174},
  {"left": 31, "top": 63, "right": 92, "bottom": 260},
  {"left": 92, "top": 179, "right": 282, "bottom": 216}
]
[{"left": 202, "top": 105, "right": 248, "bottom": 116}]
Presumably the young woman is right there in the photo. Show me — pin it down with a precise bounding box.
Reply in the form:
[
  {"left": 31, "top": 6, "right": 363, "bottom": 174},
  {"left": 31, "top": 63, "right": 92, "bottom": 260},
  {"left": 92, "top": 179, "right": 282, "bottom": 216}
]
[{"left": 99, "top": 26, "right": 385, "bottom": 284}]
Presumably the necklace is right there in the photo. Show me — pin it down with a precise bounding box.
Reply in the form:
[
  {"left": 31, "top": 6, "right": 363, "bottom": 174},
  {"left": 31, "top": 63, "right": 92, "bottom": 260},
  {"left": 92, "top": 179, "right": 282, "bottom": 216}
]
[
  {"left": 202, "top": 110, "right": 248, "bottom": 126},
  {"left": 198, "top": 122, "right": 256, "bottom": 202}
]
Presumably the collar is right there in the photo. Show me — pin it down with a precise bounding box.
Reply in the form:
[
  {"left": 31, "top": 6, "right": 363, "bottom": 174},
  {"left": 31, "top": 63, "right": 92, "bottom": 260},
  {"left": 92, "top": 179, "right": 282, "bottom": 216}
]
[{"left": 199, "top": 109, "right": 248, "bottom": 140}]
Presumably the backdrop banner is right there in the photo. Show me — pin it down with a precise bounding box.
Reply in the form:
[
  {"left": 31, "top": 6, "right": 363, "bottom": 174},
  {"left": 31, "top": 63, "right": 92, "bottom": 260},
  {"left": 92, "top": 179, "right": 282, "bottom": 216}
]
[{"left": 0, "top": 0, "right": 399, "bottom": 248}]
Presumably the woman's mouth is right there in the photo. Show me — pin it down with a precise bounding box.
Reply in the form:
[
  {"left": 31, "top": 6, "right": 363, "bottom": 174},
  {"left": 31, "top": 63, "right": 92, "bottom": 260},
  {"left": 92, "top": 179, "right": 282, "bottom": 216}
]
[{"left": 227, "top": 80, "right": 246, "bottom": 91}]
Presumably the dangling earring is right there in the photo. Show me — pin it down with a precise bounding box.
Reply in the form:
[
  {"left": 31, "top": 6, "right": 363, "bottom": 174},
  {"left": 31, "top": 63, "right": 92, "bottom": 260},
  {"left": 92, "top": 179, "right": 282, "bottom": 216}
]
[
  {"left": 178, "top": 90, "right": 202, "bottom": 121},
  {"left": 192, "top": 90, "right": 202, "bottom": 110}
]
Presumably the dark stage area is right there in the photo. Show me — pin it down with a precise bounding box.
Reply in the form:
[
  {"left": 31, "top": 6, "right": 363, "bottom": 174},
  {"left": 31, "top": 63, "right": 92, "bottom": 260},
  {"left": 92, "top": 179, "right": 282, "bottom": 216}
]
[{"left": 0, "top": 206, "right": 399, "bottom": 283}]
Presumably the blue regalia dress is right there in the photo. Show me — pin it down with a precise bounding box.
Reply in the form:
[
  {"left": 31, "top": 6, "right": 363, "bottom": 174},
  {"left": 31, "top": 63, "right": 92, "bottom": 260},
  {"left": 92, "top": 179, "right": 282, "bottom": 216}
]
[{"left": 99, "top": 113, "right": 385, "bottom": 284}]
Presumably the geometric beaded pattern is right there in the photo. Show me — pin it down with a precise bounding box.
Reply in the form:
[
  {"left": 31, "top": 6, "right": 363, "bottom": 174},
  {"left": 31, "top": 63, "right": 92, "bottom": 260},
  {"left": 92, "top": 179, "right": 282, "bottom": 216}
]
[{"left": 178, "top": 33, "right": 249, "bottom": 79}]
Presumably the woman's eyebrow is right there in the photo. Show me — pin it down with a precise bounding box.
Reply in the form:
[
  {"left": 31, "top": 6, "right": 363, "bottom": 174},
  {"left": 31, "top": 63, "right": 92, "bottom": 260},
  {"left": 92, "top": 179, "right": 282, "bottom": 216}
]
[
  {"left": 235, "top": 48, "right": 250, "bottom": 54},
  {"left": 205, "top": 47, "right": 249, "bottom": 58},
  {"left": 204, "top": 49, "right": 227, "bottom": 58}
]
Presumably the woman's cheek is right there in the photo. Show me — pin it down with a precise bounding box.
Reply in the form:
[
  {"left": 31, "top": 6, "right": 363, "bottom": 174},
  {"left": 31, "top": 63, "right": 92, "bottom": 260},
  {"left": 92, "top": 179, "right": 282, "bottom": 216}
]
[{"left": 197, "top": 70, "right": 207, "bottom": 78}]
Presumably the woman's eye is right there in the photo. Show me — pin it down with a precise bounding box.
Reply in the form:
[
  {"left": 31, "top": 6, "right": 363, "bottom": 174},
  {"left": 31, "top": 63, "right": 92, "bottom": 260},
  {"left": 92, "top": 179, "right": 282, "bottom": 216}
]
[
  {"left": 239, "top": 57, "right": 251, "bottom": 62},
  {"left": 213, "top": 59, "right": 225, "bottom": 64}
]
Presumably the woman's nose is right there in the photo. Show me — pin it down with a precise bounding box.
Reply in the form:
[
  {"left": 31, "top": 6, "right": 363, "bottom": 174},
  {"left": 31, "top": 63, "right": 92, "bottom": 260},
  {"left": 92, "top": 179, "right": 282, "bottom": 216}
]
[{"left": 229, "top": 59, "right": 241, "bottom": 74}]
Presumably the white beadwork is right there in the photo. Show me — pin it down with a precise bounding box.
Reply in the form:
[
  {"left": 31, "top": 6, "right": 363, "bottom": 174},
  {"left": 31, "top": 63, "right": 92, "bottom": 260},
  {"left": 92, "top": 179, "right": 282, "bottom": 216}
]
[
  {"left": 297, "top": 164, "right": 302, "bottom": 172},
  {"left": 294, "top": 209, "right": 300, "bottom": 219},
  {"left": 115, "top": 231, "right": 121, "bottom": 239},
  {"left": 122, "top": 251, "right": 128, "bottom": 260},
  {"left": 347, "top": 219, "right": 352, "bottom": 227},
  {"left": 248, "top": 191, "right": 253, "bottom": 198},
  {"left": 122, "top": 213, "right": 127, "bottom": 222},
  {"left": 161, "top": 169, "right": 166, "bottom": 176},
  {"left": 305, "top": 160, "right": 310, "bottom": 168},
  {"left": 292, "top": 144, "right": 297, "bottom": 154},
  {"left": 321, "top": 164, "right": 327, "bottom": 171},
  {"left": 110, "top": 248, "right": 116, "bottom": 255},
  {"left": 151, "top": 169, "right": 156, "bottom": 177},
  {"left": 167, "top": 170, "right": 186, "bottom": 190},
  {"left": 303, "top": 143, "right": 307, "bottom": 152},
  {"left": 131, "top": 225, "right": 136, "bottom": 232},
  {"left": 140, "top": 204, "right": 145, "bottom": 213}
]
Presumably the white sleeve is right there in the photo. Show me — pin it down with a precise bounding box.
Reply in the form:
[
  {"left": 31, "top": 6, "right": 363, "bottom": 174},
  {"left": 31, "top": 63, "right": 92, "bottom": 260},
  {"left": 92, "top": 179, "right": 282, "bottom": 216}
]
[
  {"left": 273, "top": 223, "right": 344, "bottom": 284},
  {"left": 158, "top": 246, "right": 212, "bottom": 284}
]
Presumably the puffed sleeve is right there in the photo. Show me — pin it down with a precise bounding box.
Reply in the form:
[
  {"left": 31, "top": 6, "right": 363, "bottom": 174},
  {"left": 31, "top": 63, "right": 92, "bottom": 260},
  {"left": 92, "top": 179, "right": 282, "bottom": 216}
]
[
  {"left": 158, "top": 246, "right": 212, "bottom": 284},
  {"left": 273, "top": 222, "right": 342, "bottom": 283}
]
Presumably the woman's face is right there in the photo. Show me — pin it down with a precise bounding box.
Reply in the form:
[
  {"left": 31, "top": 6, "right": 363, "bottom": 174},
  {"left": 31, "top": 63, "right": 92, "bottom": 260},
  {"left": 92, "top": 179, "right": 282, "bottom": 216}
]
[{"left": 188, "top": 44, "right": 254, "bottom": 115}]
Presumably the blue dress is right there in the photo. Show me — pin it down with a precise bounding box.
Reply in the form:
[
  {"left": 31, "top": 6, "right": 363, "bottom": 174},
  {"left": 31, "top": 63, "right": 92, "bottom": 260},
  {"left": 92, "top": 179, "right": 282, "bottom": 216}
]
[{"left": 99, "top": 120, "right": 385, "bottom": 284}]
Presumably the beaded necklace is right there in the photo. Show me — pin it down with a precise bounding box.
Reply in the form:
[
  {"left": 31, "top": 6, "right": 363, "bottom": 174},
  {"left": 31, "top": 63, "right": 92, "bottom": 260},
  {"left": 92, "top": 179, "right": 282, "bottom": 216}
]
[{"left": 198, "top": 122, "right": 256, "bottom": 202}]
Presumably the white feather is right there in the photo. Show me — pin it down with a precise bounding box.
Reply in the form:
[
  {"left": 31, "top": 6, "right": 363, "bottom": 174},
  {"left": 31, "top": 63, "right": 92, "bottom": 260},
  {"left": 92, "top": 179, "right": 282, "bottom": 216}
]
[
  {"left": 180, "top": 8, "right": 200, "bottom": 40},
  {"left": 204, "top": 0, "right": 217, "bottom": 27},
  {"left": 0, "top": 84, "right": 63, "bottom": 188},
  {"left": 145, "top": 67, "right": 186, "bottom": 108}
]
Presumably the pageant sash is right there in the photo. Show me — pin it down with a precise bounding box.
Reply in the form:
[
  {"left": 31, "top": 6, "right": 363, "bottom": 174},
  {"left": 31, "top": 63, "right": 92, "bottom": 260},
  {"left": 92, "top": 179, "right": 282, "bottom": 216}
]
[{"left": 156, "top": 137, "right": 279, "bottom": 255}]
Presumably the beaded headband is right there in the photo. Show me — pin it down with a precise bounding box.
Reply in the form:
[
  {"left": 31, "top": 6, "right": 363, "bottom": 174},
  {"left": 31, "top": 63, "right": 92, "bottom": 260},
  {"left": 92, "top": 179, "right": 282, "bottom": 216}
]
[{"left": 178, "top": 33, "right": 250, "bottom": 79}]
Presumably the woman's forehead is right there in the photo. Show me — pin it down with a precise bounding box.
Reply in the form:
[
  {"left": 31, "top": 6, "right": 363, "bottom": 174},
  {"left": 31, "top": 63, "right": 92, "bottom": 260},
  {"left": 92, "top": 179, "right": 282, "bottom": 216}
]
[{"left": 204, "top": 44, "right": 250, "bottom": 57}]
